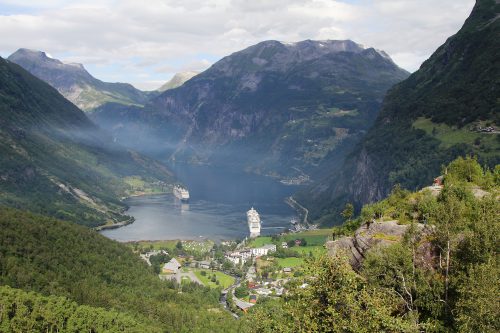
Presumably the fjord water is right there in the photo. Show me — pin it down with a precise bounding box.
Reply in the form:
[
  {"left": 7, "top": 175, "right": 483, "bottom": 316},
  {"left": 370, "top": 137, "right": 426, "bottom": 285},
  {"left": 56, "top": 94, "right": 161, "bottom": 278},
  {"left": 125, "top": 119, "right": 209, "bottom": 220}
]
[{"left": 101, "top": 164, "right": 298, "bottom": 241}]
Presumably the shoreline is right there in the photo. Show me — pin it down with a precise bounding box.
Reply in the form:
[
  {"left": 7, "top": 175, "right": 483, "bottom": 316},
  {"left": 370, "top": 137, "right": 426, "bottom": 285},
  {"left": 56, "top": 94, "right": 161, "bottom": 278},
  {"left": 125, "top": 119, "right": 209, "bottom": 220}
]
[
  {"left": 95, "top": 215, "right": 135, "bottom": 231},
  {"left": 96, "top": 191, "right": 170, "bottom": 232},
  {"left": 125, "top": 190, "right": 170, "bottom": 199}
]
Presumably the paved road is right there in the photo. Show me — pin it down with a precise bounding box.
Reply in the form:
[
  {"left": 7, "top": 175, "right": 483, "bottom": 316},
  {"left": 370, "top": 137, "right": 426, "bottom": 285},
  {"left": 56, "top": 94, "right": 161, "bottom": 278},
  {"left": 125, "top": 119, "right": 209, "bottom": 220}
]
[{"left": 180, "top": 271, "right": 203, "bottom": 284}]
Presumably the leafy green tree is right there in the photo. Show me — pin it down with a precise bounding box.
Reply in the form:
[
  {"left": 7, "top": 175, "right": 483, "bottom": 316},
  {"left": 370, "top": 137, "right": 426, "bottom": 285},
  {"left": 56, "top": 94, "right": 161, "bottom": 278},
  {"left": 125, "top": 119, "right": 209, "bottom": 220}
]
[
  {"left": 244, "top": 255, "right": 418, "bottom": 332},
  {"left": 341, "top": 203, "right": 354, "bottom": 222},
  {"left": 454, "top": 260, "right": 500, "bottom": 333},
  {"left": 286, "top": 255, "right": 418, "bottom": 332},
  {"left": 235, "top": 284, "right": 249, "bottom": 299},
  {"left": 445, "top": 156, "right": 483, "bottom": 184}
]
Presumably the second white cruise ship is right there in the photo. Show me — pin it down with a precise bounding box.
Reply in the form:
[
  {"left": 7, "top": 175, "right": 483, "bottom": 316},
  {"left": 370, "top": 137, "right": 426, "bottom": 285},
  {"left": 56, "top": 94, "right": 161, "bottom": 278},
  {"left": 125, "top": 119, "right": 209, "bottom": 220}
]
[
  {"left": 247, "top": 207, "right": 261, "bottom": 237},
  {"left": 173, "top": 185, "right": 190, "bottom": 202}
]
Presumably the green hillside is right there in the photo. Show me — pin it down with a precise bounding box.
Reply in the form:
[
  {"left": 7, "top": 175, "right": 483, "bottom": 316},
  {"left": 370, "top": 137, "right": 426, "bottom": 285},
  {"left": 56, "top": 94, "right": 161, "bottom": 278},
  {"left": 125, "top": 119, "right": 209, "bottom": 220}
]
[
  {"left": 0, "top": 57, "right": 173, "bottom": 227},
  {"left": 0, "top": 208, "right": 238, "bottom": 332},
  {"left": 243, "top": 157, "right": 500, "bottom": 332},
  {"left": 0, "top": 285, "right": 159, "bottom": 333},
  {"left": 298, "top": 0, "right": 500, "bottom": 224}
]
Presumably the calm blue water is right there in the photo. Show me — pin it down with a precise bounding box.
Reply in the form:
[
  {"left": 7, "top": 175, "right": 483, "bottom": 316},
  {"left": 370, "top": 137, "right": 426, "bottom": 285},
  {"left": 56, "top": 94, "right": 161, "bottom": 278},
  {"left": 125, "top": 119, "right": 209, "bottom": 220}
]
[{"left": 100, "top": 164, "right": 298, "bottom": 241}]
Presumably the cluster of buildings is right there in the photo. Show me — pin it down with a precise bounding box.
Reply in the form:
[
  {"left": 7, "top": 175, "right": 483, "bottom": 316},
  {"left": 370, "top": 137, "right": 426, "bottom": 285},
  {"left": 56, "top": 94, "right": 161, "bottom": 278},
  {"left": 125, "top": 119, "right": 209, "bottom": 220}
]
[
  {"left": 252, "top": 280, "right": 286, "bottom": 297},
  {"left": 161, "top": 258, "right": 213, "bottom": 275},
  {"left": 225, "top": 244, "right": 277, "bottom": 265}
]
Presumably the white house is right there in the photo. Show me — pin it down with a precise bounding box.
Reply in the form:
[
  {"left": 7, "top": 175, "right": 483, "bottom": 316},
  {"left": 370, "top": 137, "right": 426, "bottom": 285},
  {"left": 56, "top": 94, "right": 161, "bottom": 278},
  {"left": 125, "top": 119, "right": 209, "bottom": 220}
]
[
  {"left": 251, "top": 244, "right": 277, "bottom": 257},
  {"left": 225, "top": 253, "right": 241, "bottom": 265},
  {"left": 225, "top": 250, "right": 253, "bottom": 265},
  {"left": 198, "top": 260, "right": 211, "bottom": 269},
  {"left": 162, "top": 258, "right": 181, "bottom": 274}
]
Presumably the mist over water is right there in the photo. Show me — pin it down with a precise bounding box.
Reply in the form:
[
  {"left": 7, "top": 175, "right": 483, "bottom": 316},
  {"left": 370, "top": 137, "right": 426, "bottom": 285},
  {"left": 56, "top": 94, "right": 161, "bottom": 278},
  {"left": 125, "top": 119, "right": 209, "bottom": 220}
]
[{"left": 101, "top": 164, "right": 299, "bottom": 241}]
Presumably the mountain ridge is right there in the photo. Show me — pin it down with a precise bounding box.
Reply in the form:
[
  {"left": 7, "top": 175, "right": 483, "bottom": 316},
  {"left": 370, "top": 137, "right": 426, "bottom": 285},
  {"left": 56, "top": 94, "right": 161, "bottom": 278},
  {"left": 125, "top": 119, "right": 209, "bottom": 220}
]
[{"left": 8, "top": 48, "right": 151, "bottom": 111}]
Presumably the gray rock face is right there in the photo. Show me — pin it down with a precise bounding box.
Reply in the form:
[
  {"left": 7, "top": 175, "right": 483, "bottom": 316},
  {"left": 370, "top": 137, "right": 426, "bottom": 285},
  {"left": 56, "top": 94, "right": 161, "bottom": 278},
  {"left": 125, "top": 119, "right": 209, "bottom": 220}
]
[
  {"left": 326, "top": 221, "right": 426, "bottom": 269},
  {"left": 8, "top": 49, "right": 149, "bottom": 111}
]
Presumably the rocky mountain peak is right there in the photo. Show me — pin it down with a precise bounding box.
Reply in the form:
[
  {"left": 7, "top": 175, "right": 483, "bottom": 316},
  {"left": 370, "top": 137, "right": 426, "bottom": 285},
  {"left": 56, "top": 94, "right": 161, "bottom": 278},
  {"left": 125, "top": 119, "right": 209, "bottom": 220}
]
[
  {"left": 210, "top": 39, "right": 395, "bottom": 76},
  {"left": 9, "top": 48, "right": 62, "bottom": 67},
  {"left": 7, "top": 49, "right": 149, "bottom": 112},
  {"left": 8, "top": 48, "right": 90, "bottom": 76}
]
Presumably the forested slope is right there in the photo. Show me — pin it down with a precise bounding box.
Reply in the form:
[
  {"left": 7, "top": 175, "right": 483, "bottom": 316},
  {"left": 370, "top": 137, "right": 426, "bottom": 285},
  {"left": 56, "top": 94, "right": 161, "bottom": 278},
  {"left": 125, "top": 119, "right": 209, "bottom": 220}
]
[
  {"left": 0, "top": 208, "right": 238, "bottom": 332},
  {"left": 0, "top": 57, "right": 173, "bottom": 227},
  {"left": 243, "top": 157, "right": 500, "bottom": 332}
]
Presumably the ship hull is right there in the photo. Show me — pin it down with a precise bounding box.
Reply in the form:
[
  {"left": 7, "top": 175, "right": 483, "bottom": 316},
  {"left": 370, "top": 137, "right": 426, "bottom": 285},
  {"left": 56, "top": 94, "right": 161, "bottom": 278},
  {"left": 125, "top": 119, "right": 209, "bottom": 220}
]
[
  {"left": 247, "top": 207, "right": 261, "bottom": 237},
  {"left": 173, "top": 186, "right": 190, "bottom": 202}
]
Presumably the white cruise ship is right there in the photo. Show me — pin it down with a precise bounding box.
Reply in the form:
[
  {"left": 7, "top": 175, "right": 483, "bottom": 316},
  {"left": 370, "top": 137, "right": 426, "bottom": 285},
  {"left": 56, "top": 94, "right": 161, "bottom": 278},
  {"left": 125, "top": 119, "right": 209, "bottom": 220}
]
[
  {"left": 173, "top": 185, "right": 190, "bottom": 202},
  {"left": 247, "top": 207, "right": 261, "bottom": 237}
]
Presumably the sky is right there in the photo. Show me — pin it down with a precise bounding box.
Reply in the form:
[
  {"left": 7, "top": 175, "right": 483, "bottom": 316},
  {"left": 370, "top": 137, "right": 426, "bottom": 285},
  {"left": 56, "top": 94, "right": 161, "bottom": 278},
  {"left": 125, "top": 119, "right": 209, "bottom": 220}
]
[{"left": 0, "top": 0, "right": 475, "bottom": 90}]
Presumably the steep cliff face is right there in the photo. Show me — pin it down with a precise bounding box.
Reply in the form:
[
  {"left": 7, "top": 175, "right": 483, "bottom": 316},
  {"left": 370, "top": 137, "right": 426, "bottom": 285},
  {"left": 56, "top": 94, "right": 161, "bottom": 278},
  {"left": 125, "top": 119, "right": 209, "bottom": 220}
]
[
  {"left": 299, "top": 0, "right": 500, "bottom": 224},
  {"left": 8, "top": 49, "right": 150, "bottom": 111},
  {"left": 326, "top": 221, "right": 429, "bottom": 269},
  {"left": 94, "top": 39, "right": 409, "bottom": 179}
]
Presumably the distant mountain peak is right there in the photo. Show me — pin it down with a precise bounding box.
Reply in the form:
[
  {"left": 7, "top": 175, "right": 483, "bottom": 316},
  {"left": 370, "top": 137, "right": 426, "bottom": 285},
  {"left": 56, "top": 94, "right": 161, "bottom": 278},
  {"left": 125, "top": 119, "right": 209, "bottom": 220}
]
[
  {"left": 11, "top": 48, "right": 50, "bottom": 59},
  {"left": 8, "top": 49, "right": 149, "bottom": 112},
  {"left": 9, "top": 48, "right": 87, "bottom": 73},
  {"left": 158, "top": 71, "right": 200, "bottom": 92}
]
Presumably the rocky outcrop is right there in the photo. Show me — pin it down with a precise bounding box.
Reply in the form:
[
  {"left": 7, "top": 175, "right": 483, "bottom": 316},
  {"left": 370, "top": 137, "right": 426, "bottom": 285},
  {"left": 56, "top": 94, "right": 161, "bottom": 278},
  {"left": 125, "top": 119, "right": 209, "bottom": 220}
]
[{"left": 326, "top": 221, "right": 428, "bottom": 269}]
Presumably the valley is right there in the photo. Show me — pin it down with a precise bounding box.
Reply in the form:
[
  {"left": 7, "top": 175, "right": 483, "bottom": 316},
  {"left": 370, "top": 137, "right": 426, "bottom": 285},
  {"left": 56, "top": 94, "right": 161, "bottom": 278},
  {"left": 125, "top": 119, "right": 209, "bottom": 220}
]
[{"left": 0, "top": 0, "right": 498, "bottom": 332}]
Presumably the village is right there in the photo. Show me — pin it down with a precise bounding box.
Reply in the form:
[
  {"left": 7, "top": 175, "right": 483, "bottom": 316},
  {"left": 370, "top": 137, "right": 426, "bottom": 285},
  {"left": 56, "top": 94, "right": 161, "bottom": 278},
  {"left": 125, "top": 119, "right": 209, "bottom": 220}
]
[{"left": 130, "top": 228, "right": 331, "bottom": 314}]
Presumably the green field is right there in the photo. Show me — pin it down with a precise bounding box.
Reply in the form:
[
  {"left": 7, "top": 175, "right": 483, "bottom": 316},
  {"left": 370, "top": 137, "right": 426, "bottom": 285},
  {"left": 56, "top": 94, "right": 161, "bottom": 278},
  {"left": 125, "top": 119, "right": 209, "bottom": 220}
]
[
  {"left": 276, "top": 257, "right": 304, "bottom": 268},
  {"left": 131, "top": 240, "right": 179, "bottom": 251},
  {"left": 129, "top": 239, "right": 214, "bottom": 255},
  {"left": 248, "top": 236, "right": 273, "bottom": 248},
  {"left": 194, "top": 269, "right": 235, "bottom": 289},
  {"left": 124, "top": 176, "right": 168, "bottom": 195},
  {"left": 290, "top": 245, "right": 326, "bottom": 257},
  {"left": 250, "top": 229, "right": 334, "bottom": 249},
  {"left": 282, "top": 230, "right": 333, "bottom": 246},
  {"left": 413, "top": 117, "right": 499, "bottom": 154}
]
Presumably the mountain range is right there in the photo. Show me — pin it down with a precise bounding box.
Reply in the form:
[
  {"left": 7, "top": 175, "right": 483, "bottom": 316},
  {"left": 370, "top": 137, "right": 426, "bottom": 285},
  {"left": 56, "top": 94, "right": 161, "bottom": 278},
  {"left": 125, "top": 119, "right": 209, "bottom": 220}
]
[
  {"left": 297, "top": 0, "right": 500, "bottom": 225},
  {"left": 4, "top": 1, "right": 498, "bottom": 228},
  {"left": 93, "top": 39, "right": 409, "bottom": 180},
  {"left": 0, "top": 56, "right": 173, "bottom": 227}
]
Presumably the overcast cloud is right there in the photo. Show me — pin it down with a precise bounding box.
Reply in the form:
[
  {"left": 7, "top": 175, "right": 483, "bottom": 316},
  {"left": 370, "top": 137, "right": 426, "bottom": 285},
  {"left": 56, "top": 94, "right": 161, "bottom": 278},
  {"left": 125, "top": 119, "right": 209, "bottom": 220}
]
[{"left": 0, "top": 0, "right": 475, "bottom": 90}]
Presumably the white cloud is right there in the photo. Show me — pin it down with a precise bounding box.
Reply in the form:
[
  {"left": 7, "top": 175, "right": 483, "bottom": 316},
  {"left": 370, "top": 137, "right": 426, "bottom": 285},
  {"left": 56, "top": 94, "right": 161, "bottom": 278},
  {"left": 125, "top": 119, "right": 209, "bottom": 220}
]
[{"left": 0, "top": 0, "right": 475, "bottom": 89}]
